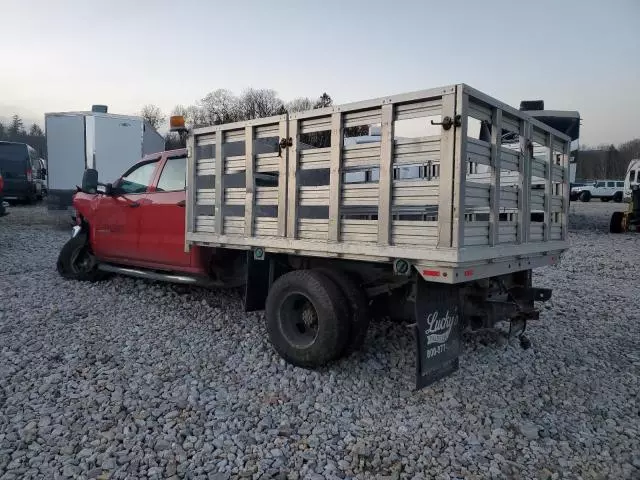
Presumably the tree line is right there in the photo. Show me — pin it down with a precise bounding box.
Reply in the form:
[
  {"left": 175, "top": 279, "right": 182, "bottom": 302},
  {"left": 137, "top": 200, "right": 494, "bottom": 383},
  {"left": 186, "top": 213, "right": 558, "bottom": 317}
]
[
  {"left": 0, "top": 115, "right": 46, "bottom": 157},
  {"left": 576, "top": 139, "right": 640, "bottom": 181},
  {"left": 140, "top": 89, "right": 365, "bottom": 150}
]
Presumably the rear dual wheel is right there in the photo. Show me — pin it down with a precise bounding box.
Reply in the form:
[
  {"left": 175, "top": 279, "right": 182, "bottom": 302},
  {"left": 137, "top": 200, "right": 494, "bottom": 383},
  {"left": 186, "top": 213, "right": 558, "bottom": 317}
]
[{"left": 265, "top": 268, "right": 370, "bottom": 368}]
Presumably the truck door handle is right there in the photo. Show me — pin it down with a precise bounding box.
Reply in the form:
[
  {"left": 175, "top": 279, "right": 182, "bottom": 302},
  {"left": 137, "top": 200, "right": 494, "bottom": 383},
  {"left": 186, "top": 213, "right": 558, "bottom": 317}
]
[
  {"left": 176, "top": 200, "right": 186, "bottom": 207},
  {"left": 129, "top": 201, "right": 140, "bottom": 208}
]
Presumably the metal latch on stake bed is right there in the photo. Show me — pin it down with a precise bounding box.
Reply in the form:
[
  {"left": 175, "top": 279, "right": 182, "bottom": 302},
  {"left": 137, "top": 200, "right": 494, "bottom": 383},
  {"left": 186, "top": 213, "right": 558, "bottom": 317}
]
[
  {"left": 278, "top": 137, "right": 293, "bottom": 156},
  {"left": 430, "top": 115, "right": 461, "bottom": 131}
]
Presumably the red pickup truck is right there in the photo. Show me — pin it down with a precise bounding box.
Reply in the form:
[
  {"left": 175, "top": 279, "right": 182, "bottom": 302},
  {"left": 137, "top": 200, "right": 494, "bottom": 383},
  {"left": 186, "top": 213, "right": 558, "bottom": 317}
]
[{"left": 57, "top": 148, "right": 245, "bottom": 287}]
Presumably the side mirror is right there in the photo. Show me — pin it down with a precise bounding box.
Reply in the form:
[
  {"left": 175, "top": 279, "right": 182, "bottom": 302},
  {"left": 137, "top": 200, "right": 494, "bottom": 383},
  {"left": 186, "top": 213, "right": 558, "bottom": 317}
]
[
  {"left": 105, "top": 183, "right": 113, "bottom": 196},
  {"left": 82, "top": 168, "right": 99, "bottom": 193}
]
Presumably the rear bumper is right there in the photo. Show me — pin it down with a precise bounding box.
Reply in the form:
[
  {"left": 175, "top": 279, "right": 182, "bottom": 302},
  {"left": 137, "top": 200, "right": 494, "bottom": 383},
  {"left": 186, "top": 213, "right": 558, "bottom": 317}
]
[{"left": 3, "top": 182, "right": 35, "bottom": 200}]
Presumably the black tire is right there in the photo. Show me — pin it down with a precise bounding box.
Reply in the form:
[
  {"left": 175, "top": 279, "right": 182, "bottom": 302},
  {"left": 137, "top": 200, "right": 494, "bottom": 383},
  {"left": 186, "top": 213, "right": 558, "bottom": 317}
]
[
  {"left": 313, "top": 267, "right": 371, "bottom": 356},
  {"left": 613, "top": 192, "right": 623, "bottom": 203},
  {"left": 579, "top": 191, "right": 591, "bottom": 202},
  {"left": 265, "top": 270, "right": 350, "bottom": 368},
  {"left": 610, "top": 211, "right": 624, "bottom": 234},
  {"left": 57, "top": 232, "right": 106, "bottom": 281}
]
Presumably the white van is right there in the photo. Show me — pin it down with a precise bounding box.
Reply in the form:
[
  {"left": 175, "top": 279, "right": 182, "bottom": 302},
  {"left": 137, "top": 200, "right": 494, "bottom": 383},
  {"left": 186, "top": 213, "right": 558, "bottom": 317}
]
[{"left": 623, "top": 159, "right": 640, "bottom": 202}]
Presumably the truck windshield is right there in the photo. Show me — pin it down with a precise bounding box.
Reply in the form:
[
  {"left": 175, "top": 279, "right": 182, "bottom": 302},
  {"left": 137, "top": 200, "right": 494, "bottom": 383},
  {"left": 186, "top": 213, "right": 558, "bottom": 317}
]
[{"left": 0, "top": 143, "right": 28, "bottom": 177}]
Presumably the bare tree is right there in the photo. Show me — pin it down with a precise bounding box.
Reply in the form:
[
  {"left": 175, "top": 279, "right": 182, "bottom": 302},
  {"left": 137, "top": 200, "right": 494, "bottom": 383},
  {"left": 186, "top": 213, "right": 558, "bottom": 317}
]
[
  {"left": 199, "top": 89, "right": 241, "bottom": 125},
  {"left": 140, "top": 104, "right": 165, "bottom": 129},
  {"left": 186, "top": 105, "right": 207, "bottom": 128},
  {"left": 238, "top": 88, "right": 285, "bottom": 120},
  {"left": 286, "top": 97, "right": 314, "bottom": 113}
]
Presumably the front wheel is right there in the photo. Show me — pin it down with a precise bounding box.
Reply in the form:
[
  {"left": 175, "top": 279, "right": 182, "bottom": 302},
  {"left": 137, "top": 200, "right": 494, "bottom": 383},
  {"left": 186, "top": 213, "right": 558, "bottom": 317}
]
[
  {"left": 57, "top": 232, "right": 107, "bottom": 282},
  {"left": 579, "top": 191, "right": 591, "bottom": 202},
  {"left": 265, "top": 270, "right": 350, "bottom": 368},
  {"left": 613, "top": 192, "right": 623, "bottom": 203}
]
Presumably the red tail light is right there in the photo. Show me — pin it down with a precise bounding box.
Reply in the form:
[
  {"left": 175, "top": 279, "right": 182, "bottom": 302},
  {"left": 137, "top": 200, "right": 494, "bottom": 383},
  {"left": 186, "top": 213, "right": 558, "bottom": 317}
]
[
  {"left": 26, "top": 168, "right": 33, "bottom": 182},
  {"left": 0, "top": 174, "right": 4, "bottom": 193}
]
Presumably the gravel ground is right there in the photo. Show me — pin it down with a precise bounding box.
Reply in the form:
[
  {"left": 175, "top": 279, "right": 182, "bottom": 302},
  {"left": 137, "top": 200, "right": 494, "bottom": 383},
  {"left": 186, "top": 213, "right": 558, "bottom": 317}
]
[{"left": 1, "top": 203, "right": 638, "bottom": 480}]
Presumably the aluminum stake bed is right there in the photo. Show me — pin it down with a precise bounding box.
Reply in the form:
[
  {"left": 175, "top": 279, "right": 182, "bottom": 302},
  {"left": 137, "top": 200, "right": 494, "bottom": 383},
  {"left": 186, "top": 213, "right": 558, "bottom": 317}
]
[{"left": 179, "top": 84, "right": 572, "bottom": 387}]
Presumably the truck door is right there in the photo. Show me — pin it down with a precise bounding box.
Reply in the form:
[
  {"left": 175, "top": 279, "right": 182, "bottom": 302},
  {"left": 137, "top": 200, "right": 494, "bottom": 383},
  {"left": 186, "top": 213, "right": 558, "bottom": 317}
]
[
  {"left": 136, "top": 153, "right": 192, "bottom": 269},
  {"left": 91, "top": 158, "right": 160, "bottom": 262}
]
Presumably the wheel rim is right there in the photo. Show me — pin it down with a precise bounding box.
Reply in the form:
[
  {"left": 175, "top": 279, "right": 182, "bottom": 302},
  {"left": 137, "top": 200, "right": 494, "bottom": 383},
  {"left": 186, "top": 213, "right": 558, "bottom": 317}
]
[
  {"left": 69, "top": 246, "right": 94, "bottom": 274},
  {"left": 278, "top": 293, "right": 319, "bottom": 348}
]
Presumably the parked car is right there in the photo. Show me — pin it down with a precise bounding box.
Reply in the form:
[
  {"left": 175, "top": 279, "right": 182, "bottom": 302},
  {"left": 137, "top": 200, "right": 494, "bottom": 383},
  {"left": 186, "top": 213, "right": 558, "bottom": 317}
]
[
  {"left": 570, "top": 180, "right": 624, "bottom": 202},
  {"left": 0, "top": 168, "right": 6, "bottom": 216},
  {"left": 0, "top": 141, "right": 40, "bottom": 204},
  {"left": 34, "top": 157, "right": 48, "bottom": 200}
]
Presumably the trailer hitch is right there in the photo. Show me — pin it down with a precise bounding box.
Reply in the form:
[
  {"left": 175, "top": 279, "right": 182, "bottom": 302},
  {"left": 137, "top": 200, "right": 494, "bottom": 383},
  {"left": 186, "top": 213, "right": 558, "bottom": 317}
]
[{"left": 431, "top": 115, "right": 461, "bottom": 131}]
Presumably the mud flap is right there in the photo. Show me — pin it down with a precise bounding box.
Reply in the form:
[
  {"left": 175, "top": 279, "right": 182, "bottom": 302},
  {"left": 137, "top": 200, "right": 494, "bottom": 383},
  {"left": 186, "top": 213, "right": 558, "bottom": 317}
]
[{"left": 414, "top": 277, "right": 463, "bottom": 389}]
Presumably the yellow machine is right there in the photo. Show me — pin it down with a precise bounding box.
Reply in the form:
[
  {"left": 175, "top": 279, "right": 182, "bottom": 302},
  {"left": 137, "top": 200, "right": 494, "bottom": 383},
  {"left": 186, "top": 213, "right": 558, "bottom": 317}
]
[{"left": 610, "top": 185, "right": 640, "bottom": 233}]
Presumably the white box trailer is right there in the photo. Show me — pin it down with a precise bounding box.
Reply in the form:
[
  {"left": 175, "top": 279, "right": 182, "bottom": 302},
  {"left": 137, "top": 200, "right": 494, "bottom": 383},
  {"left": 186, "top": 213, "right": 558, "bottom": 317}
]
[
  {"left": 45, "top": 108, "right": 165, "bottom": 213},
  {"left": 179, "top": 84, "right": 573, "bottom": 387}
]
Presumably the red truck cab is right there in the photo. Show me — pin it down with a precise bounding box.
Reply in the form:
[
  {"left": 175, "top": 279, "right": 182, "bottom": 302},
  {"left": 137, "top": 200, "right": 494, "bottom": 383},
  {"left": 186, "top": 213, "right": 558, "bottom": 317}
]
[{"left": 59, "top": 147, "right": 244, "bottom": 286}]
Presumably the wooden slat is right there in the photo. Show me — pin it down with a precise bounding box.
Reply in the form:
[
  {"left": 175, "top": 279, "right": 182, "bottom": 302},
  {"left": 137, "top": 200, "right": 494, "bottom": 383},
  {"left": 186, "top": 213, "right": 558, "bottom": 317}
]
[
  {"left": 225, "top": 188, "right": 245, "bottom": 205},
  {"left": 223, "top": 216, "right": 244, "bottom": 235},
  {"left": 342, "top": 184, "right": 379, "bottom": 206},
  {"left": 342, "top": 143, "right": 380, "bottom": 169},
  {"left": 255, "top": 123, "right": 279, "bottom": 139},
  {"left": 392, "top": 180, "right": 439, "bottom": 206},
  {"left": 196, "top": 189, "right": 215, "bottom": 205},
  {"left": 394, "top": 100, "right": 441, "bottom": 121},
  {"left": 465, "top": 182, "right": 491, "bottom": 208},
  {"left": 223, "top": 129, "right": 244, "bottom": 143},
  {"left": 226, "top": 155, "right": 245, "bottom": 173},
  {"left": 299, "top": 186, "right": 329, "bottom": 206},
  {"left": 343, "top": 109, "right": 381, "bottom": 128},
  {"left": 299, "top": 148, "right": 331, "bottom": 170},
  {"left": 299, "top": 116, "right": 331, "bottom": 134},
  {"left": 255, "top": 152, "right": 279, "bottom": 173},
  {"left": 196, "top": 159, "right": 215, "bottom": 176},
  {"left": 255, "top": 186, "right": 279, "bottom": 205},
  {"left": 254, "top": 217, "right": 278, "bottom": 237},
  {"left": 393, "top": 136, "right": 440, "bottom": 164},
  {"left": 391, "top": 221, "right": 438, "bottom": 247},
  {"left": 297, "top": 219, "right": 328, "bottom": 240}
]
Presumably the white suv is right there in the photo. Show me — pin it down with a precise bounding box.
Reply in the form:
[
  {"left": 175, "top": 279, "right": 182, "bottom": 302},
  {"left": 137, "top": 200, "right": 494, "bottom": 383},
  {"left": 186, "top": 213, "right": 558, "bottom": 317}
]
[{"left": 570, "top": 180, "right": 624, "bottom": 203}]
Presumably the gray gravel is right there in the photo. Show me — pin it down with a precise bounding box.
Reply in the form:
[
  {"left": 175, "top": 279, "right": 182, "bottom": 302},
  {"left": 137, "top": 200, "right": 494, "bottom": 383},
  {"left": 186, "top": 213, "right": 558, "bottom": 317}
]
[{"left": 1, "top": 202, "right": 639, "bottom": 480}]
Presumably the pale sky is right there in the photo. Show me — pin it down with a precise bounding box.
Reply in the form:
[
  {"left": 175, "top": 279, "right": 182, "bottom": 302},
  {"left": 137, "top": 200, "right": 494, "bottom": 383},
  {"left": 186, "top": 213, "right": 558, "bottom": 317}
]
[{"left": 2, "top": 0, "right": 639, "bottom": 146}]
